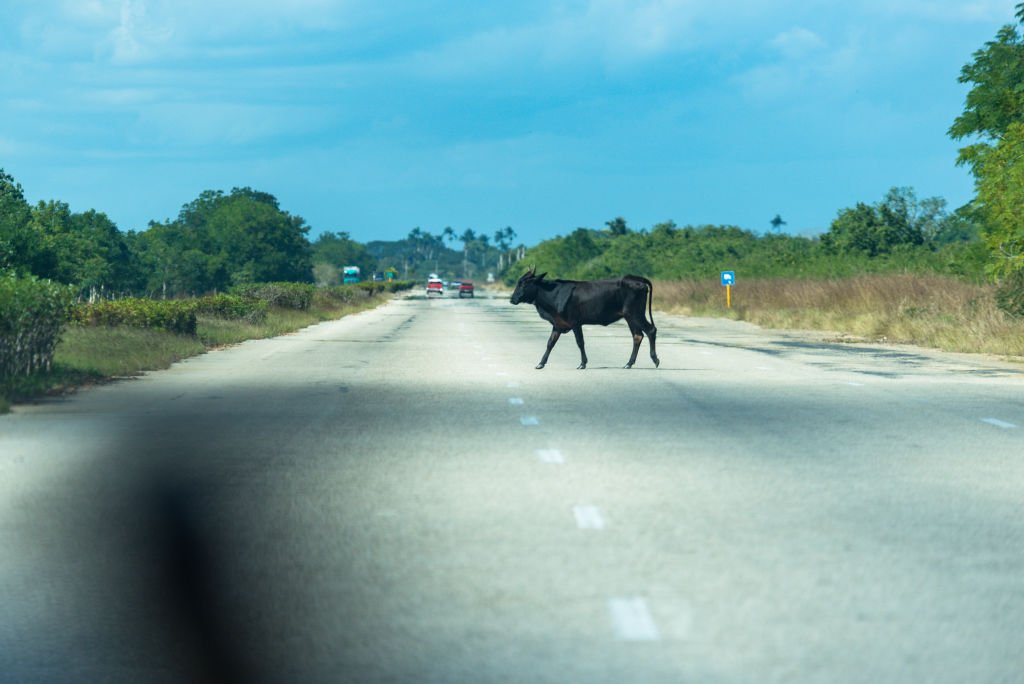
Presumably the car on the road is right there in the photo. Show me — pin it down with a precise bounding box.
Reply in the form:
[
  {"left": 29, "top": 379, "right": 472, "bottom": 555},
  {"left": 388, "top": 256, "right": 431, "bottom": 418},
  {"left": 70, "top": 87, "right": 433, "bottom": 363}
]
[
  {"left": 458, "top": 280, "right": 475, "bottom": 298},
  {"left": 426, "top": 278, "right": 444, "bottom": 297}
]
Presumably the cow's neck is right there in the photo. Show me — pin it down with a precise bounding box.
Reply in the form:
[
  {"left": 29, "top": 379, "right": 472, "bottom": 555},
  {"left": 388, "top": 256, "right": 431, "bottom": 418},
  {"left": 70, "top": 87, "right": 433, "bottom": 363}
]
[{"left": 532, "top": 281, "right": 560, "bottom": 314}]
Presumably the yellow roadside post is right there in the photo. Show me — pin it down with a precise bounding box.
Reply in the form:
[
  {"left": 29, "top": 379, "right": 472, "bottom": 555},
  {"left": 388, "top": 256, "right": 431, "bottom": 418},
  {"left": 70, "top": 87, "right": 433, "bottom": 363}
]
[{"left": 721, "top": 271, "right": 735, "bottom": 309}]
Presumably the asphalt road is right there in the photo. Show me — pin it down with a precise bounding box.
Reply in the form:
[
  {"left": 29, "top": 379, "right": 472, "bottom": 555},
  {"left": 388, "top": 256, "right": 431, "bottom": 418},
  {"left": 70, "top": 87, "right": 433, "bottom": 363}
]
[{"left": 3, "top": 291, "right": 1024, "bottom": 683}]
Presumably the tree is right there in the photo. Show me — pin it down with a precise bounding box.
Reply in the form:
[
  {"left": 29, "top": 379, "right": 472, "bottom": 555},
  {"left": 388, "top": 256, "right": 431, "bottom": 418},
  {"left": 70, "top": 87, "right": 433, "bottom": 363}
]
[
  {"left": 969, "top": 122, "right": 1024, "bottom": 276},
  {"left": 494, "top": 226, "right": 517, "bottom": 270},
  {"left": 822, "top": 187, "right": 934, "bottom": 257},
  {"left": 133, "top": 187, "right": 312, "bottom": 295},
  {"left": 949, "top": 3, "right": 1024, "bottom": 162},
  {"left": 29, "top": 201, "right": 136, "bottom": 294},
  {"left": 951, "top": 5, "right": 1024, "bottom": 280},
  {"left": 770, "top": 215, "right": 787, "bottom": 232},
  {"left": 605, "top": 217, "right": 629, "bottom": 236},
  {"left": 0, "top": 169, "right": 37, "bottom": 275},
  {"left": 460, "top": 228, "right": 476, "bottom": 276},
  {"left": 311, "top": 231, "right": 372, "bottom": 285}
]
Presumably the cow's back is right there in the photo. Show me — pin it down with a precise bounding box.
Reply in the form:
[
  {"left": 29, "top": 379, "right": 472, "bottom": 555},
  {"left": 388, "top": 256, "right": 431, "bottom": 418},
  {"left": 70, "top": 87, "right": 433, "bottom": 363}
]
[{"left": 570, "top": 278, "right": 647, "bottom": 326}]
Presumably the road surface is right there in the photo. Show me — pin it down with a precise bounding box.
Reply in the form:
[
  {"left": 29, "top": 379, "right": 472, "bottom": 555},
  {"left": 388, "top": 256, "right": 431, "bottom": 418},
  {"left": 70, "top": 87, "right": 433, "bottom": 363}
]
[{"left": 2, "top": 292, "right": 1024, "bottom": 683}]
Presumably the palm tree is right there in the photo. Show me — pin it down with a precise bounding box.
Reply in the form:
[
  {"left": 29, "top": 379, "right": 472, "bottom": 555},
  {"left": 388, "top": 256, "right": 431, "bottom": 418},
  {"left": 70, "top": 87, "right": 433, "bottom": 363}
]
[{"left": 460, "top": 228, "right": 476, "bottom": 276}]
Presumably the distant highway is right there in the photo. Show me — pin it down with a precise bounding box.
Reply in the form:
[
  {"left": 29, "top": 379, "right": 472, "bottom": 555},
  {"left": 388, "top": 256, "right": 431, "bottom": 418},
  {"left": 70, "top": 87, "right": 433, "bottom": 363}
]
[{"left": 3, "top": 292, "right": 1024, "bottom": 683}]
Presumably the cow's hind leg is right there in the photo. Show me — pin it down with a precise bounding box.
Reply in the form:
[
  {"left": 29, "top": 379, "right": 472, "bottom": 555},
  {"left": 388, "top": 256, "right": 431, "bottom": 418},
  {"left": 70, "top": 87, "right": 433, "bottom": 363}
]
[
  {"left": 646, "top": 322, "right": 660, "bottom": 368},
  {"left": 572, "top": 326, "right": 588, "bottom": 369},
  {"left": 625, "top": 322, "right": 643, "bottom": 369},
  {"left": 536, "top": 328, "right": 561, "bottom": 369}
]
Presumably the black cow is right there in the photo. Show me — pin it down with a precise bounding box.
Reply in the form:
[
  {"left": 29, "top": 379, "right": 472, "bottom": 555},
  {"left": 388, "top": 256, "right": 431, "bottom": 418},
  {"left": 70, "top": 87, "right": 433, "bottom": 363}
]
[{"left": 509, "top": 267, "right": 660, "bottom": 370}]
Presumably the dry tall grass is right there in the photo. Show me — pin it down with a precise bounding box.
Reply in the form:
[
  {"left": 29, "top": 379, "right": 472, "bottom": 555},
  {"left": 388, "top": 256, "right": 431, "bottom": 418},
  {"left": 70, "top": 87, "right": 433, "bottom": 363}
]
[{"left": 653, "top": 274, "right": 1024, "bottom": 357}]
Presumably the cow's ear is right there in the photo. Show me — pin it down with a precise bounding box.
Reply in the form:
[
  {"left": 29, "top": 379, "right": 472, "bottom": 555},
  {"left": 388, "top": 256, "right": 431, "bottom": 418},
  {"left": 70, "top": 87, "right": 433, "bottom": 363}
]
[{"left": 536, "top": 272, "right": 547, "bottom": 280}]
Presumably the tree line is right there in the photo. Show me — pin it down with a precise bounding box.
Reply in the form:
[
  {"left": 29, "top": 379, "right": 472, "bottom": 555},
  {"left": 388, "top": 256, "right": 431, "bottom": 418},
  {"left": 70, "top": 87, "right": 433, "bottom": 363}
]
[
  {"left": 507, "top": 188, "right": 987, "bottom": 286},
  {"left": 0, "top": 172, "right": 524, "bottom": 297}
]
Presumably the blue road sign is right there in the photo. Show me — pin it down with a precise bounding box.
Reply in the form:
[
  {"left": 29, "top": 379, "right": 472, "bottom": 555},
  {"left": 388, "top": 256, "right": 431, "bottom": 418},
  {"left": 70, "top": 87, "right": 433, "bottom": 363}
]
[{"left": 720, "top": 271, "right": 735, "bottom": 286}]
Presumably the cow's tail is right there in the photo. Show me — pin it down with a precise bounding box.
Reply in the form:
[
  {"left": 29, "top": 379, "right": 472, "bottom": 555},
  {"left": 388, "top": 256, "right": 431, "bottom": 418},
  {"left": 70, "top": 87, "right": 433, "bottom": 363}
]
[
  {"left": 626, "top": 275, "right": 656, "bottom": 328},
  {"left": 643, "top": 276, "right": 655, "bottom": 328}
]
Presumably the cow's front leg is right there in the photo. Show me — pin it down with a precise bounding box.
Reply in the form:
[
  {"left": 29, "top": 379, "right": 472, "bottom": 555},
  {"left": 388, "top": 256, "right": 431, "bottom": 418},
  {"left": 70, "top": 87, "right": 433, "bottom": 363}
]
[
  {"left": 572, "top": 326, "right": 587, "bottom": 369},
  {"left": 536, "top": 328, "right": 561, "bottom": 369}
]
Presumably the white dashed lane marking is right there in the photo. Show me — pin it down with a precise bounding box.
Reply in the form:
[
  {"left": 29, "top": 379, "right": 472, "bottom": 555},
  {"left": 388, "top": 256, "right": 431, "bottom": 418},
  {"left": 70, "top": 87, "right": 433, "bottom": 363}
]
[
  {"left": 608, "top": 598, "right": 660, "bottom": 642},
  {"left": 981, "top": 417, "right": 1017, "bottom": 429},
  {"left": 520, "top": 416, "right": 540, "bottom": 426},
  {"left": 508, "top": 397, "right": 524, "bottom": 405},
  {"left": 535, "top": 449, "right": 564, "bottom": 463},
  {"left": 573, "top": 505, "right": 605, "bottom": 530}
]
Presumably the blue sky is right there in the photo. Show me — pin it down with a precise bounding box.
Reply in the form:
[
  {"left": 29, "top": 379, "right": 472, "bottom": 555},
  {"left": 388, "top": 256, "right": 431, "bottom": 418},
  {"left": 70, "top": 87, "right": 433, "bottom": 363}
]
[{"left": 0, "top": 1, "right": 1016, "bottom": 246}]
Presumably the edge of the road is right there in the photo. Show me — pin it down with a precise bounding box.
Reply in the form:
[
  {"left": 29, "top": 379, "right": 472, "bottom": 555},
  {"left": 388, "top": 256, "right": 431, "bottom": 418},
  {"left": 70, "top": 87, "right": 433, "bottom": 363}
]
[{"left": 12, "top": 288, "right": 1024, "bottom": 415}]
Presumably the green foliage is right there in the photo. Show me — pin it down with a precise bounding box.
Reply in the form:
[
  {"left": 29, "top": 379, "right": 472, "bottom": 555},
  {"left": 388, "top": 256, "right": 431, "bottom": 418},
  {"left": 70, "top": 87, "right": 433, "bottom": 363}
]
[
  {"left": 135, "top": 187, "right": 313, "bottom": 296},
  {"left": 29, "top": 201, "right": 138, "bottom": 293},
  {"left": 231, "top": 282, "right": 317, "bottom": 310},
  {"left": 950, "top": 3, "right": 1024, "bottom": 302},
  {"left": 71, "top": 298, "right": 198, "bottom": 336},
  {"left": 949, "top": 3, "right": 1024, "bottom": 160},
  {"left": 0, "top": 169, "right": 37, "bottom": 275},
  {"left": 969, "top": 121, "right": 1024, "bottom": 275},
  {"left": 510, "top": 204, "right": 987, "bottom": 287},
  {"left": 0, "top": 272, "right": 75, "bottom": 390},
  {"left": 995, "top": 269, "right": 1024, "bottom": 316},
  {"left": 192, "top": 293, "right": 268, "bottom": 324},
  {"left": 311, "top": 231, "right": 374, "bottom": 285},
  {"left": 819, "top": 188, "right": 962, "bottom": 257}
]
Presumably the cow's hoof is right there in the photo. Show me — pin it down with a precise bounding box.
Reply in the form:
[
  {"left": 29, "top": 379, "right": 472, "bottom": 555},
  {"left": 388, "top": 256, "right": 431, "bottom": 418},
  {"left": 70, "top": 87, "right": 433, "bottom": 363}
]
[
  {"left": 624, "top": 363, "right": 634, "bottom": 369},
  {"left": 653, "top": 358, "right": 660, "bottom": 368},
  {"left": 535, "top": 363, "right": 546, "bottom": 369},
  {"left": 577, "top": 363, "right": 587, "bottom": 370}
]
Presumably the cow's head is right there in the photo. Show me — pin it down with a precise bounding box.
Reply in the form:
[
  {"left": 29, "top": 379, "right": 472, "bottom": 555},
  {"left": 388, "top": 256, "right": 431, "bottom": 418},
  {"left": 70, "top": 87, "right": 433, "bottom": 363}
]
[{"left": 510, "top": 266, "right": 546, "bottom": 305}]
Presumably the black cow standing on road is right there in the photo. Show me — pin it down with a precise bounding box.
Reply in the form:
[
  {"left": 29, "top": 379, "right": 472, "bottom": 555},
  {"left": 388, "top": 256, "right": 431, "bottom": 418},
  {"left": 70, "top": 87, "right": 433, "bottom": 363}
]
[{"left": 509, "top": 267, "right": 660, "bottom": 370}]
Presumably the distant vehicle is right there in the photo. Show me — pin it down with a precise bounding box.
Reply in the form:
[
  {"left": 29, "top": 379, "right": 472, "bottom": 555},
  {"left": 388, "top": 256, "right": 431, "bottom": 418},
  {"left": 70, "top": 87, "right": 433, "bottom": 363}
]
[
  {"left": 343, "top": 266, "right": 361, "bottom": 284},
  {"left": 458, "top": 280, "right": 475, "bottom": 298},
  {"left": 372, "top": 272, "right": 385, "bottom": 282},
  {"left": 426, "top": 277, "right": 444, "bottom": 297}
]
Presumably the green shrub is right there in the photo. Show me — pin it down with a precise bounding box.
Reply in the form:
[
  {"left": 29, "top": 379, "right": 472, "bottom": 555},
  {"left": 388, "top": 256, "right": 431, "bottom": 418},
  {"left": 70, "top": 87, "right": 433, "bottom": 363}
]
[
  {"left": 0, "top": 272, "right": 75, "bottom": 388},
  {"left": 995, "top": 270, "right": 1024, "bottom": 317},
  {"left": 193, "top": 293, "right": 268, "bottom": 324},
  {"left": 316, "top": 285, "right": 361, "bottom": 306},
  {"left": 71, "top": 298, "right": 198, "bottom": 336},
  {"left": 231, "top": 282, "right": 316, "bottom": 310}
]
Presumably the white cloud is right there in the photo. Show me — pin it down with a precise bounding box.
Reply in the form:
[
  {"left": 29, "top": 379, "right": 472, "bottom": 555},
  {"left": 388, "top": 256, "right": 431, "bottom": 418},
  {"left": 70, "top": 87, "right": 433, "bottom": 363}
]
[
  {"left": 108, "top": 0, "right": 173, "bottom": 64},
  {"left": 734, "top": 29, "right": 864, "bottom": 104},
  {"left": 770, "top": 27, "right": 826, "bottom": 59},
  {"left": 129, "top": 101, "right": 332, "bottom": 147},
  {"left": 394, "top": 0, "right": 715, "bottom": 80}
]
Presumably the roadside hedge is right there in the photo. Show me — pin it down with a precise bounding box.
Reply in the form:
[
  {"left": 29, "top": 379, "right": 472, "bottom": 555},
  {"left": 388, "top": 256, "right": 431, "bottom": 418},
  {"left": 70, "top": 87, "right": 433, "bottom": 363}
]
[
  {"left": 192, "top": 293, "right": 268, "bottom": 324},
  {"left": 0, "top": 272, "right": 75, "bottom": 386},
  {"left": 71, "top": 298, "right": 198, "bottom": 336},
  {"left": 231, "top": 282, "right": 316, "bottom": 310}
]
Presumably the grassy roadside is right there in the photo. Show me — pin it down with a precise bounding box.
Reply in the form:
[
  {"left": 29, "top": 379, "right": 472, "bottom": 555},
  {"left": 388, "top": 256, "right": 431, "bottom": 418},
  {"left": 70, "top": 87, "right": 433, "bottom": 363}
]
[
  {"left": 1, "top": 292, "right": 395, "bottom": 413},
  {"left": 653, "top": 274, "right": 1024, "bottom": 358}
]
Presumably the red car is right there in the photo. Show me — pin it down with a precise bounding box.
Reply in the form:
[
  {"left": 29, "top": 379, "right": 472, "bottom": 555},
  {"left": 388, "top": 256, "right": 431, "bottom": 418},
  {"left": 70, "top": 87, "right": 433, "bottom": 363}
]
[
  {"left": 458, "top": 280, "right": 474, "bottom": 298},
  {"left": 426, "top": 279, "right": 444, "bottom": 297}
]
